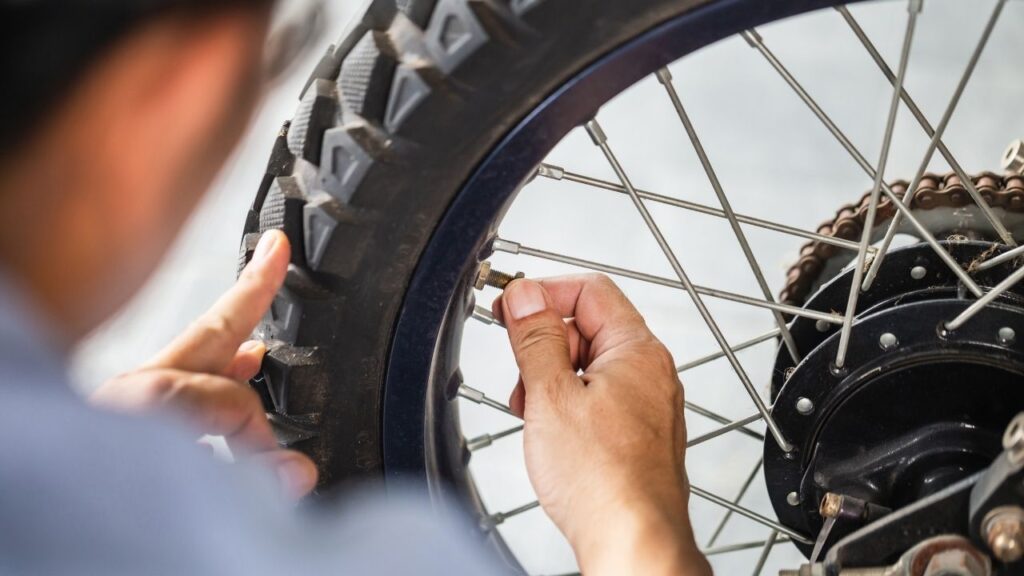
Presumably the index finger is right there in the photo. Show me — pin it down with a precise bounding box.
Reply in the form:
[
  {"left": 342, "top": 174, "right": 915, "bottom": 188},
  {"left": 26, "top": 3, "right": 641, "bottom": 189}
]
[{"left": 147, "top": 231, "right": 290, "bottom": 375}]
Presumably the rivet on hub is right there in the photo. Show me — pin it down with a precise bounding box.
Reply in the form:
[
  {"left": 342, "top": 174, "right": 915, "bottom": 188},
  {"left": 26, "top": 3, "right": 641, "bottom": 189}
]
[
  {"left": 815, "top": 319, "right": 830, "bottom": 333},
  {"left": 786, "top": 491, "right": 801, "bottom": 506},
  {"left": 796, "top": 397, "right": 814, "bottom": 415},
  {"left": 911, "top": 265, "right": 927, "bottom": 280},
  {"left": 879, "top": 332, "right": 898, "bottom": 351},
  {"left": 999, "top": 326, "right": 1016, "bottom": 345}
]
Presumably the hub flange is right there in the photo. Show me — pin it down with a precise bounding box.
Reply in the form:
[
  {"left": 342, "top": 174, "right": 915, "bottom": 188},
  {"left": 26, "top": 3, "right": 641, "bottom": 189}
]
[{"left": 766, "top": 242, "right": 1024, "bottom": 558}]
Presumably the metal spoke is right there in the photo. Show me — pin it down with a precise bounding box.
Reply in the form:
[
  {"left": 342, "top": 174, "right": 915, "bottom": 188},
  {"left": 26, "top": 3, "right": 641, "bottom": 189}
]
[
  {"left": 487, "top": 500, "right": 540, "bottom": 528},
  {"left": 458, "top": 384, "right": 518, "bottom": 418},
  {"left": 837, "top": 4, "right": 1015, "bottom": 266},
  {"left": 465, "top": 316, "right": 768, "bottom": 442},
  {"left": 677, "top": 329, "right": 780, "bottom": 373},
  {"left": 860, "top": 0, "right": 1013, "bottom": 290},
  {"left": 687, "top": 413, "right": 763, "bottom": 448},
  {"left": 585, "top": 117, "right": 793, "bottom": 452},
  {"left": 707, "top": 459, "right": 764, "bottom": 547},
  {"left": 494, "top": 239, "right": 843, "bottom": 326},
  {"left": 835, "top": 0, "right": 919, "bottom": 369},
  {"left": 472, "top": 305, "right": 504, "bottom": 327},
  {"left": 703, "top": 537, "right": 791, "bottom": 557},
  {"left": 537, "top": 163, "right": 866, "bottom": 253},
  {"left": 752, "top": 531, "right": 779, "bottom": 576},
  {"left": 742, "top": 29, "right": 983, "bottom": 297},
  {"left": 945, "top": 264, "right": 1024, "bottom": 331},
  {"left": 467, "top": 424, "right": 524, "bottom": 451},
  {"left": 656, "top": 67, "right": 800, "bottom": 364},
  {"left": 686, "top": 401, "right": 765, "bottom": 442},
  {"left": 691, "top": 485, "right": 811, "bottom": 544},
  {"left": 977, "top": 244, "right": 1024, "bottom": 271}
]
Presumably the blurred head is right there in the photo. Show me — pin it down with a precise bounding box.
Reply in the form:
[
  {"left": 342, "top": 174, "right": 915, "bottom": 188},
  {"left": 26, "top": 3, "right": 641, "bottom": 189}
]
[{"left": 0, "top": 1, "right": 275, "bottom": 344}]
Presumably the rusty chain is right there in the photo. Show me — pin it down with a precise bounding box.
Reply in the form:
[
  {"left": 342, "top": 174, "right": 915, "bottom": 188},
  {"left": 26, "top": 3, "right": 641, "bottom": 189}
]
[{"left": 781, "top": 172, "right": 1024, "bottom": 307}]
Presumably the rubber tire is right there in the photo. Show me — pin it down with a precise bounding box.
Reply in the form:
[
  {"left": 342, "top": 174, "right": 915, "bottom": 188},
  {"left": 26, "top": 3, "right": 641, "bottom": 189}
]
[{"left": 240, "top": 0, "right": 717, "bottom": 489}]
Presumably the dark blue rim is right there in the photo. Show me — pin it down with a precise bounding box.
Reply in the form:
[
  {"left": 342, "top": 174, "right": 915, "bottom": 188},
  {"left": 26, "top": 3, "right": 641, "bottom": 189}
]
[{"left": 383, "top": 0, "right": 850, "bottom": 480}]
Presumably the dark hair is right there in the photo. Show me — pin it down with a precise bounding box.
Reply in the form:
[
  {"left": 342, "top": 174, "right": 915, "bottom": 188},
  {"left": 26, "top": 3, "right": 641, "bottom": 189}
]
[{"left": 0, "top": 1, "right": 271, "bottom": 155}]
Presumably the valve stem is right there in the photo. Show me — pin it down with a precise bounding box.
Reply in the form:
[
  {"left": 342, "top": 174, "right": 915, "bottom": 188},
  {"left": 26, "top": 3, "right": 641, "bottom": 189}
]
[{"left": 474, "top": 261, "right": 524, "bottom": 290}]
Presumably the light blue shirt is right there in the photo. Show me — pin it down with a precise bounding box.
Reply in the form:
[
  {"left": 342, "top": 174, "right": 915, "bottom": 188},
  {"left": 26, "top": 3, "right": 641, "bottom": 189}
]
[{"left": 0, "top": 274, "right": 505, "bottom": 575}]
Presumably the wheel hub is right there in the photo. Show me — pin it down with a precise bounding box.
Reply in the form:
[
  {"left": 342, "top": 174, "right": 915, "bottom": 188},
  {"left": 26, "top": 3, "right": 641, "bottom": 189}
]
[{"left": 766, "top": 241, "right": 1024, "bottom": 558}]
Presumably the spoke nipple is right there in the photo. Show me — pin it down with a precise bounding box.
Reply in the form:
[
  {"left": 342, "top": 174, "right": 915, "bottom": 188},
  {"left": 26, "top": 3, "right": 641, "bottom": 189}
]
[
  {"left": 1003, "top": 139, "right": 1024, "bottom": 175},
  {"left": 741, "top": 29, "right": 763, "bottom": 48},
  {"left": 536, "top": 163, "right": 564, "bottom": 180},
  {"left": 491, "top": 238, "right": 521, "bottom": 255},
  {"left": 467, "top": 434, "right": 493, "bottom": 452},
  {"left": 1000, "top": 327, "right": 1016, "bottom": 345},
  {"left": 911, "top": 265, "right": 927, "bottom": 280},
  {"left": 796, "top": 397, "right": 814, "bottom": 415},
  {"left": 584, "top": 119, "right": 607, "bottom": 146},
  {"left": 879, "top": 332, "right": 899, "bottom": 351},
  {"left": 786, "top": 491, "right": 801, "bottom": 506},
  {"left": 474, "top": 261, "right": 524, "bottom": 290},
  {"left": 655, "top": 67, "right": 673, "bottom": 84}
]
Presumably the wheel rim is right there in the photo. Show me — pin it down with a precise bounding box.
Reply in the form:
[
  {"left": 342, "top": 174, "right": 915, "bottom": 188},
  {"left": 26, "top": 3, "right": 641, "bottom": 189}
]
[{"left": 381, "top": 0, "right": 1024, "bottom": 573}]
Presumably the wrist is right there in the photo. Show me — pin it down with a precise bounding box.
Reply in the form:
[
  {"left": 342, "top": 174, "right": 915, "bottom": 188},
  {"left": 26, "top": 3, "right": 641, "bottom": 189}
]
[{"left": 570, "top": 491, "right": 710, "bottom": 576}]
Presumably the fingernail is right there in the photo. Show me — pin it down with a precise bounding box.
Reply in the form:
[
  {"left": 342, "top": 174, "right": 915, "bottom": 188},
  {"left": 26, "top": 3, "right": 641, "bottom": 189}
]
[
  {"left": 277, "top": 459, "right": 313, "bottom": 499},
  {"left": 506, "top": 280, "right": 547, "bottom": 320},
  {"left": 253, "top": 231, "right": 279, "bottom": 262},
  {"left": 239, "top": 340, "right": 265, "bottom": 355}
]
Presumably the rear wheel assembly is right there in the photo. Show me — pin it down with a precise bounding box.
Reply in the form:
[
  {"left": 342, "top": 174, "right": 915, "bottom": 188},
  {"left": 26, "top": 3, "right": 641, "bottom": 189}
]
[{"left": 239, "top": 0, "right": 1024, "bottom": 572}]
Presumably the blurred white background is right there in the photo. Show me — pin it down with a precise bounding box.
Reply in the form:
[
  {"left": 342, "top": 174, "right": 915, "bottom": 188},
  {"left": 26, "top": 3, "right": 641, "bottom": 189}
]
[{"left": 72, "top": 1, "right": 1024, "bottom": 574}]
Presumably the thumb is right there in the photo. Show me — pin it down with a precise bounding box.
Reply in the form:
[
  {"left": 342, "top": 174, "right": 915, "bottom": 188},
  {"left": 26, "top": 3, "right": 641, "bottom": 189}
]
[{"left": 501, "top": 280, "right": 578, "bottom": 395}]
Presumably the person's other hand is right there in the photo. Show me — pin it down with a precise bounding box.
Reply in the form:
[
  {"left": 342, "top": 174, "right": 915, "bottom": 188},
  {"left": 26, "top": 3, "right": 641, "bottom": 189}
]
[
  {"left": 90, "top": 230, "right": 317, "bottom": 499},
  {"left": 493, "top": 274, "right": 710, "bottom": 576}
]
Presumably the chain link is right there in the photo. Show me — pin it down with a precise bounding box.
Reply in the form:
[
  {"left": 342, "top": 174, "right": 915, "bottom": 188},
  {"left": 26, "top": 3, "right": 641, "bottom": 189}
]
[{"left": 781, "top": 172, "right": 1024, "bottom": 306}]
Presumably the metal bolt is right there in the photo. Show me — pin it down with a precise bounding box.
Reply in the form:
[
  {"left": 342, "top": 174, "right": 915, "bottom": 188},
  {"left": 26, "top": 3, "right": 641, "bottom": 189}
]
[
  {"left": 999, "top": 327, "right": 1016, "bottom": 345},
  {"left": 815, "top": 319, "right": 830, "bottom": 333},
  {"left": 474, "top": 261, "right": 524, "bottom": 290},
  {"left": 984, "top": 507, "right": 1024, "bottom": 564},
  {"left": 1004, "top": 139, "right": 1024, "bottom": 175},
  {"left": 820, "top": 493, "right": 842, "bottom": 519},
  {"left": 911, "top": 265, "right": 928, "bottom": 280},
  {"left": 786, "top": 491, "right": 801, "bottom": 506},
  {"left": 796, "top": 397, "right": 815, "bottom": 415},
  {"left": 879, "top": 332, "right": 898, "bottom": 351}
]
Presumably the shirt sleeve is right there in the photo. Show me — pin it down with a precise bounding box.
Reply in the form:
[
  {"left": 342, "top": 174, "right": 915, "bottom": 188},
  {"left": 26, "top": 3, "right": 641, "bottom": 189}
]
[{"left": 0, "top": 386, "right": 510, "bottom": 576}]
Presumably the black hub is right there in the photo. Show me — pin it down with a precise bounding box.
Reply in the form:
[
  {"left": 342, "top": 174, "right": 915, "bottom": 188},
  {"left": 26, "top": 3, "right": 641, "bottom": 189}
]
[{"left": 765, "top": 241, "right": 1024, "bottom": 557}]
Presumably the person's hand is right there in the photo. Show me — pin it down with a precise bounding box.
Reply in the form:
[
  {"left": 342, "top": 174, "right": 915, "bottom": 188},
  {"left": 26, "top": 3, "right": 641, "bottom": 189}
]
[
  {"left": 493, "top": 274, "right": 710, "bottom": 576},
  {"left": 90, "top": 230, "right": 317, "bottom": 499}
]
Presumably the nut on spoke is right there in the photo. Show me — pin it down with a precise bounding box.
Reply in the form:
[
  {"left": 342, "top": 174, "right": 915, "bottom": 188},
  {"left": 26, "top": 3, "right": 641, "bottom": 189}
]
[{"left": 474, "top": 261, "right": 524, "bottom": 290}]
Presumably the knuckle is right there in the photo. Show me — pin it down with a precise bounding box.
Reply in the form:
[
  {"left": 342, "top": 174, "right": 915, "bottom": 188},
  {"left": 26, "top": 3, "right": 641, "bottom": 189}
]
[
  {"left": 514, "top": 322, "right": 566, "bottom": 355},
  {"left": 650, "top": 343, "right": 676, "bottom": 374},
  {"left": 585, "top": 272, "right": 616, "bottom": 289},
  {"left": 131, "top": 370, "right": 179, "bottom": 401},
  {"left": 193, "top": 313, "right": 237, "bottom": 344}
]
